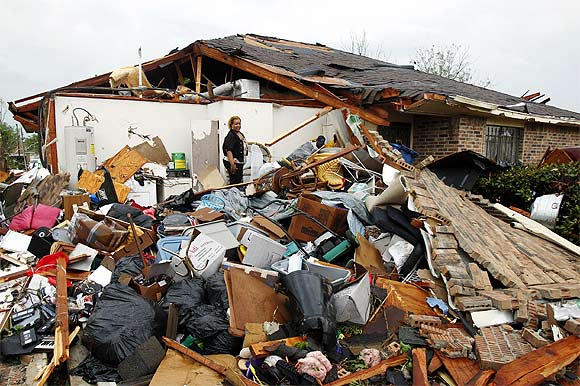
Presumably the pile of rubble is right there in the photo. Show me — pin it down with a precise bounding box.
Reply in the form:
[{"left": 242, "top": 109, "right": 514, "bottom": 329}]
[{"left": 1, "top": 114, "right": 579, "bottom": 386}]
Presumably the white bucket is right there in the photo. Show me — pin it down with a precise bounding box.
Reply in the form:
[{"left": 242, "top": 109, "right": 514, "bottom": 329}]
[{"left": 530, "top": 194, "right": 564, "bottom": 230}]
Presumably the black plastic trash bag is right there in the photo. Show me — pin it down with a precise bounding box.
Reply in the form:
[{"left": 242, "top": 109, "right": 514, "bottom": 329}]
[
  {"left": 159, "top": 276, "right": 206, "bottom": 318},
  {"left": 82, "top": 283, "right": 158, "bottom": 364},
  {"left": 281, "top": 271, "right": 337, "bottom": 352},
  {"left": 111, "top": 254, "right": 144, "bottom": 284},
  {"left": 372, "top": 206, "right": 426, "bottom": 276},
  {"left": 205, "top": 271, "right": 229, "bottom": 309},
  {"left": 70, "top": 354, "right": 121, "bottom": 384}
]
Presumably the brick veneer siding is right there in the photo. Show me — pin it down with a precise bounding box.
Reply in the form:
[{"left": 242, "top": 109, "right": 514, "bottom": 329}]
[
  {"left": 412, "top": 116, "right": 458, "bottom": 160},
  {"left": 413, "top": 114, "right": 579, "bottom": 163},
  {"left": 413, "top": 115, "right": 486, "bottom": 160},
  {"left": 521, "top": 122, "right": 580, "bottom": 164},
  {"left": 457, "top": 116, "right": 486, "bottom": 154}
]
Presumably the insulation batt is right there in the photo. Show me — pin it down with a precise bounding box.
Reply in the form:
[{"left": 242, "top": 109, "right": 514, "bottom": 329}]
[{"left": 296, "top": 351, "right": 332, "bottom": 382}]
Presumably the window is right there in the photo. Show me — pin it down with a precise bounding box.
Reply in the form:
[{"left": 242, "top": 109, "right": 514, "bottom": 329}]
[{"left": 485, "top": 125, "right": 521, "bottom": 166}]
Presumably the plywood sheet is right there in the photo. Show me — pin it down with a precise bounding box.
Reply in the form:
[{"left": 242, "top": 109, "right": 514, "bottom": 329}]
[
  {"left": 133, "top": 136, "right": 171, "bottom": 165},
  {"left": 78, "top": 170, "right": 104, "bottom": 194},
  {"left": 102, "top": 146, "right": 147, "bottom": 183},
  {"left": 224, "top": 267, "right": 290, "bottom": 336},
  {"left": 436, "top": 351, "right": 479, "bottom": 386}
]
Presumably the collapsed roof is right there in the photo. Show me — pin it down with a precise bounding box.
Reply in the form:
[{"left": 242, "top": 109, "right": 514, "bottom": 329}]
[{"left": 10, "top": 34, "right": 580, "bottom": 132}]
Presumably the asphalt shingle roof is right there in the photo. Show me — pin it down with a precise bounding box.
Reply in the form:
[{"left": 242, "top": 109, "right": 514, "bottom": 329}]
[{"left": 202, "top": 34, "right": 580, "bottom": 120}]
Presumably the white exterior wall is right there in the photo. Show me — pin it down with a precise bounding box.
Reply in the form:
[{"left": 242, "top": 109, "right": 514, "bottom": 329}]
[{"left": 54, "top": 96, "right": 326, "bottom": 180}]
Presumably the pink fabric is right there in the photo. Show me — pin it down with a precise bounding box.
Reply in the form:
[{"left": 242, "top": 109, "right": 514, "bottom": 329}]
[
  {"left": 9, "top": 206, "right": 34, "bottom": 231},
  {"left": 30, "top": 204, "right": 61, "bottom": 229}
]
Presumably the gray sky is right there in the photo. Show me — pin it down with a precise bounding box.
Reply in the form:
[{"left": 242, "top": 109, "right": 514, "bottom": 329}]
[{"left": 2, "top": 0, "right": 579, "bottom": 123}]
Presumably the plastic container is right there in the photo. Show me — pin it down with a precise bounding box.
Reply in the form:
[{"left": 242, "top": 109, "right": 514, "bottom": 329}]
[
  {"left": 271, "top": 258, "right": 351, "bottom": 290},
  {"left": 530, "top": 194, "right": 564, "bottom": 230},
  {"left": 155, "top": 236, "right": 189, "bottom": 263},
  {"left": 172, "top": 152, "right": 186, "bottom": 170}
]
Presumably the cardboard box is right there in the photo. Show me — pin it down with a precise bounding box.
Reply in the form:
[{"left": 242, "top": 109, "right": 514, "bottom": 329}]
[
  {"left": 238, "top": 228, "right": 286, "bottom": 269},
  {"left": 77, "top": 208, "right": 157, "bottom": 260},
  {"left": 186, "top": 230, "right": 226, "bottom": 279},
  {"left": 187, "top": 207, "right": 225, "bottom": 223},
  {"left": 62, "top": 193, "right": 91, "bottom": 220},
  {"left": 129, "top": 278, "right": 170, "bottom": 302},
  {"left": 288, "top": 194, "right": 349, "bottom": 242},
  {"left": 332, "top": 272, "right": 371, "bottom": 324},
  {"left": 250, "top": 215, "right": 287, "bottom": 240}
]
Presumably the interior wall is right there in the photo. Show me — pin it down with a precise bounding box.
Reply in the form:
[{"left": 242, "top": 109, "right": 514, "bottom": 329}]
[{"left": 54, "top": 96, "right": 326, "bottom": 182}]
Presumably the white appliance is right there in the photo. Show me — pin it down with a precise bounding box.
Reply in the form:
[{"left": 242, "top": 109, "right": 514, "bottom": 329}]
[
  {"left": 125, "top": 177, "right": 158, "bottom": 207},
  {"left": 158, "top": 178, "right": 192, "bottom": 201},
  {"left": 63, "top": 126, "right": 96, "bottom": 188}
]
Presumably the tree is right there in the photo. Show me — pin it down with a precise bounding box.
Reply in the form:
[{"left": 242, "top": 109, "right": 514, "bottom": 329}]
[
  {"left": 413, "top": 44, "right": 491, "bottom": 87},
  {"left": 24, "top": 133, "right": 39, "bottom": 155},
  {"left": 0, "top": 122, "right": 21, "bottom": 170},
  {"left": 343, "top": 30, "right": 388, "bottom": 61}
]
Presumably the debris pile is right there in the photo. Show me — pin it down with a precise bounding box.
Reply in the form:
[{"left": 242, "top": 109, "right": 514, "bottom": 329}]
[{"left": 1, "top": 110, "right": 579, "bottom": 386}]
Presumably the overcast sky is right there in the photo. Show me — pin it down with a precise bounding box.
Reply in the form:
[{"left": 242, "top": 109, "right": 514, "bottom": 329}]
[{"left": 1, "top": 0, "right": 579, "bottom": 124}]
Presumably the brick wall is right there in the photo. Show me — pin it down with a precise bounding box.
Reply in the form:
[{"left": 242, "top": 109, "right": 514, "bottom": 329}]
[
  {"left": 456, "top": 116, "right": 486, "bottom": 154},
  {"left": 521, "top": 122, "right": 580, "bottom": 164},
  {"left": 412, "top": 116, "right": 458, "bottom": 160},
  {"left": 412, "top": 115, "right": 486, "bottom": 160},
  {"left": 412, "top": 114, "right": 579, "bottom": 163}
]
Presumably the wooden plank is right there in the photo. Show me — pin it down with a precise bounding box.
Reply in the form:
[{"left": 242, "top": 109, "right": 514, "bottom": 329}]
[
  {"left": 162, "top": 337, "right": 227, "bottom": 374},
  {"left": 48, "top": 97, "right": 59, "bottom": 173},
  {"left": 265, "top": 106, "right": 332, "bottom": 146},
  {"left": 324, "top": 355, "right": 407, "bottom": 386},
  {"left": 55, "top": 255, "right": 69, "bottom": 360},
  {"left": 493, "top": 336, "right": 580, "bottom": 386},
  {"left": 161, "top": 337, "right": 257, "bottom": 386},
  {"left": 102, "top": 146, "right": 147, "bottom": 183},
  {"left": 436, "top": 351, "right": 479, "bottom": 386},
  {"left": 412, "top": 348, "right": 429, "bottom": 386},
  {"left": 249, "top": 336, "right": 306, "bottom": 358},
  {"left": 198, "top": 44, "right": 390, "bottom": 126},
  {"left": 174, "top": 63, "right": 184, "bottom": 85},
  {"left": 77, "top": 170, "right": 104, "bottom": 194},
  {"left": 465, "top": 369, "right": 495, "bottom": 386},
  {"left": 224, "top": 267, "right": 290, "bottom": 336},
  {"left": 428, "top": 353, "right": 443, "bottom": 374},
  {"left": 195, "top": 56, "right": 202, "bottom": 102}
]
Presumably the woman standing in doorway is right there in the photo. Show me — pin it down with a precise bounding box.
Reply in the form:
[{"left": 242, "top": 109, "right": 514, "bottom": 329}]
[{"left": 222, "top": 115, "right": 247, "bottom": 184}]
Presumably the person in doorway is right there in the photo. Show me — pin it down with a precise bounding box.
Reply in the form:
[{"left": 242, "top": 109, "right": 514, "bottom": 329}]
[{"left": 222, "top": 115, "right": 247, "bottom": 184}]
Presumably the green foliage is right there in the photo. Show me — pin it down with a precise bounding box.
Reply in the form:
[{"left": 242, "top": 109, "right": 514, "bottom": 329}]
[
  {"left": 473, "top": 162, "right": 580, "bottom": 245},
  {"left": 294, "top": 341, "right": 309, "bottom": 350},
  {"left": 0, "top": 122, "right": 19, "bottom": 153},
  {"left": 341, "top": 357, "right": 368, "bottom": 373},
  {"left": 24, "top": 133, "right": 39, "bottom": 155}
]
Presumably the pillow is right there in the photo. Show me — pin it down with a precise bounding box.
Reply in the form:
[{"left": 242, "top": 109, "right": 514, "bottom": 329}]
[
  {"left": 31, "top": 204, "right": 61, "bottom": 229},
  {"left": 9, "top": 206, "right": 34, "bottom": 231}
]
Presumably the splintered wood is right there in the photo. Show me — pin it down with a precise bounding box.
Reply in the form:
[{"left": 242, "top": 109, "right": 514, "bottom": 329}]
[{"left": 413, "top": 169, "right": 580, "bottom": 293}]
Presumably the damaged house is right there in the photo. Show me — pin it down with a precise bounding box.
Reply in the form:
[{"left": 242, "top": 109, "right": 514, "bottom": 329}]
[
  {"left": 9, "top": 33, "right": 580, "bottom": 181},
  {"left": 1, "top": 34, "right": 580, "bottom": 386}
]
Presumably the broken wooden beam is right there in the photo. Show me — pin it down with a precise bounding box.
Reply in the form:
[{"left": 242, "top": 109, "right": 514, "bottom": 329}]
[
  {"left": 161, "top": 337, "right": 256, "bottom": 386},
  {"left": 249, "top": 336, "right": 306, "bottom": 358},
  {"left": 197, "top": 44, "right": 390, "bottom": 126},
  {"left": 324, "top": 354, "right": 407, "bottom": 386},
  {"left": 412, "top": 348, "right": 429, "bottom": 386},
  {"left": 465, "top": 369, "right": 495, "bottom": 386},
  {"left": 55, "top": 254, "right": 69, "bottom": 361},
  {"left": 492, "top": 335, "right": 580, "bottom": 386},
  {"left": 265, "top": 106, "right": 333, "bottom": 146}
]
